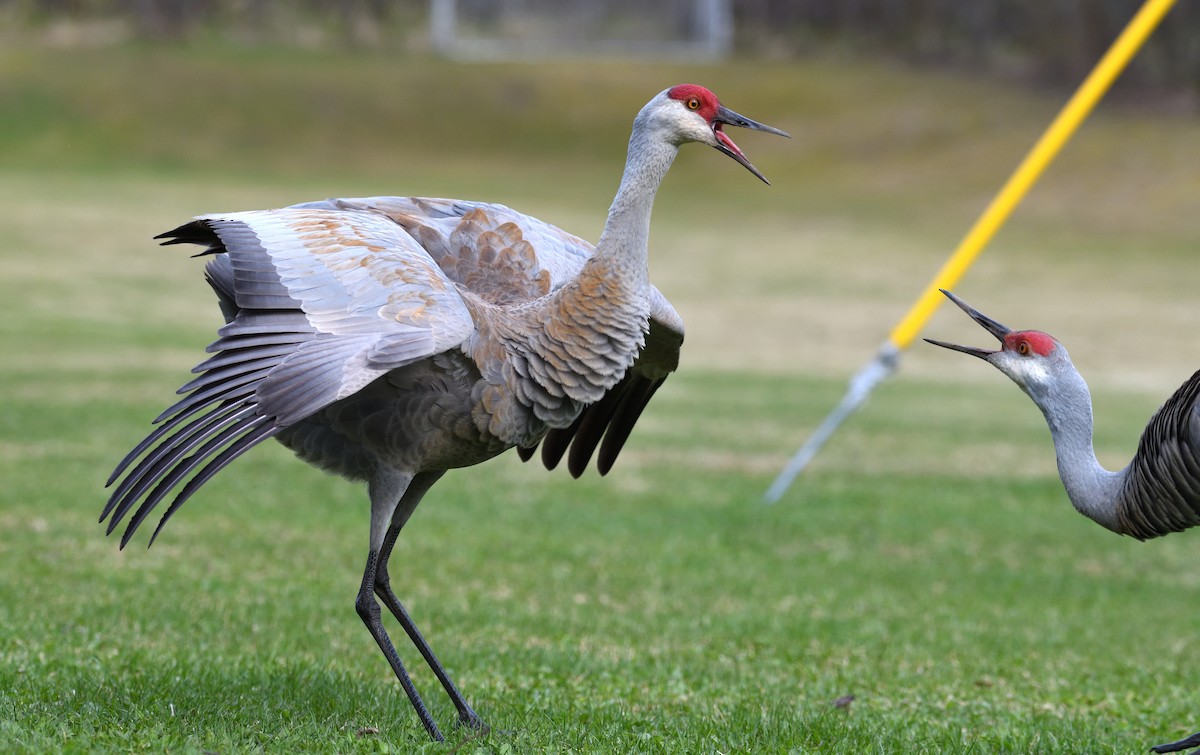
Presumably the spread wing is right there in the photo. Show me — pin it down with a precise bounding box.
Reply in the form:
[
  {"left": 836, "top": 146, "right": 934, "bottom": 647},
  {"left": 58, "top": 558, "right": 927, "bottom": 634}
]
[
  {"left": 296, "top": 195, "right": 687, "bottom": 477},
  {"left": 103, "top": 208, "right": 474, "bottom": 546},
  {"left": 1115, "top": 369, "right": 1200, "bottom": 539}
]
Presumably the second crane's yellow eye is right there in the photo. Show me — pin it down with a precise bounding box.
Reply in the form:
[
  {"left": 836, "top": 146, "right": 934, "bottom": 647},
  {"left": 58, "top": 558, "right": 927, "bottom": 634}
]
[
  {"left": 687, "top": 98, "right": 701, "bottom": 110},
  {"left": 1017, "top": 341, "right": 1030, "bottom": 356}
]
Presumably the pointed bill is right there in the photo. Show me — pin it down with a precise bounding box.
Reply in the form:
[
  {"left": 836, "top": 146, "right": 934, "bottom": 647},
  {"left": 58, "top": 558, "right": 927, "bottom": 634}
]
[
  {"left": 712, "top": 104, "right": 790, "bottom": 185},
  {"left": 924, "top": 289, "right": 1012, "bottom": 360}
]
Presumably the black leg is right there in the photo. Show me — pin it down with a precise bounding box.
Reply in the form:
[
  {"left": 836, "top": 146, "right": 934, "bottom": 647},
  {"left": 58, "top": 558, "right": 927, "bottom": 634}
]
[
  {"left": 376, "top": 519, "right": 488, "bottom": 732},
  {"left": 355, "top": 547, "right": 444, "bottom": 742},
  {"left": 1152, "top": 731, "right": 1200, "bottom": 753}
]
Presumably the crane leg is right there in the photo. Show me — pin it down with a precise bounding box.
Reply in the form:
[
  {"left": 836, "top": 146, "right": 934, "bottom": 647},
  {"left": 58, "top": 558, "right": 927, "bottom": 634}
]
[
  {"left": 358, "top": 469, "right": 445, "bottom": 742},
  {"left": 376, "top": 528, "right": 487, "bottom": 731},
  {"left": 373, "top": 470, "right": 487, "bottom": 732},
  {"left": 356, "top": 546, "right": 444, "bottom": 741},
  {"left": 1151, "top": 730, "right": 1200, "bottom": 753}
]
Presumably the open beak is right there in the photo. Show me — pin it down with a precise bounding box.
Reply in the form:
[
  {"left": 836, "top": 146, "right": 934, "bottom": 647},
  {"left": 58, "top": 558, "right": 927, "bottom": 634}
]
[
  {"left": 712, "top": 104, "right": 790, "bottom": 185},
  {"left": 924, "top": 289, "right": 1012, "bottom": 360}
]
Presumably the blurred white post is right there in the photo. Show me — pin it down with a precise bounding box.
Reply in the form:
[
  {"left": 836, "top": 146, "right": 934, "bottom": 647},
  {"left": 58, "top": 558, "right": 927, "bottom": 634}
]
[
  {"left": 764, "top": 345, "right": 898, "bottom": 503},
  {"left": 429, "top": 0, "right": 456, "bottom": 56},
  {"left": 697, "top": 0, "right": 733, "bottom": 59}
]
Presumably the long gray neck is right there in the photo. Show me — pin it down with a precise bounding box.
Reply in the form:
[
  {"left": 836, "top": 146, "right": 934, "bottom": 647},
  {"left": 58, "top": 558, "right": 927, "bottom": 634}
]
[
  {"left": 1032, "top": 368, "right": 1126, "bottom": 533},
  {"left": 495, "top": 112, "right": 679, "bottom": 417},
  {"left": 591, "top": 121, "right": 680, "bottom": 284}
]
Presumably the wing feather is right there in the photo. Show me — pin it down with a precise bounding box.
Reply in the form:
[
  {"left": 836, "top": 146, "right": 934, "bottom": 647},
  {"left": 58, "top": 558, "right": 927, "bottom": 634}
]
[
  {"left": 106, "top": 206, "right": 476, "bottom": 545},
  {"left": 291, "top": 196, "right": 594, "bottom": 302},
  {"left": 526, "top": 288, "right": 684, "bottom": 476},
  {"left": 1116, "top": 369, "right": 1200, "bottom": 539},
  {"left": 291, "top": 195, "right": 687, "bottom": 476}
]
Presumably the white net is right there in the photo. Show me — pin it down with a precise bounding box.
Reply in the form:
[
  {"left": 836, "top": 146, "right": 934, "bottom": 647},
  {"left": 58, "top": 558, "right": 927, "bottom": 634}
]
[{"left": 431, "top": 0, "right": 732, "bottom": 60}]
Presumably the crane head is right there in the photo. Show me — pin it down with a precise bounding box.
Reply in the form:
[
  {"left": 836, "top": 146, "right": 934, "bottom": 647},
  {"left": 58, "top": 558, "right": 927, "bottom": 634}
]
[
  {"left": 662, "top": 84, "right": 789, "bottom": 185},
  {"left": 924, "top": 289, "right": 1066, "bottom": 390}
]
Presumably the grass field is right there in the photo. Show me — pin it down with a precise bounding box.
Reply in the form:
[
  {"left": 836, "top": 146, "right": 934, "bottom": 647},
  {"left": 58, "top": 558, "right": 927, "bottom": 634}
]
[{"left": 4, "top": 42, "right": 1200, "bottom": 753}]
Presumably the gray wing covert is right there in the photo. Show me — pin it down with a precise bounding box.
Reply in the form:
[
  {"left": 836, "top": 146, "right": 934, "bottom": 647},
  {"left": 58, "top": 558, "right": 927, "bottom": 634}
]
[
  {"left": 103, "top": 207, "right": 474, "bottom": 546},
  {"left": 291, "top": 195, "right": 683, "bottom": 477},
  {"left": 1115, "top": 369, "right": 1200, "bottom": 539},
  {"left": 292, "top": 196, "right": 594, "bottom": 304}
]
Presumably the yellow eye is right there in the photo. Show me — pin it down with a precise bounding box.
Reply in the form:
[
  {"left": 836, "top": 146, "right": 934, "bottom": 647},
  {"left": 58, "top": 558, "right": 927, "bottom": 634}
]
[
  {"left": 687, "top": 98, "right": 700, "bottom": 110},
  {"left": 1017, "top": 341, "right": 1030, "bottom": 355}
]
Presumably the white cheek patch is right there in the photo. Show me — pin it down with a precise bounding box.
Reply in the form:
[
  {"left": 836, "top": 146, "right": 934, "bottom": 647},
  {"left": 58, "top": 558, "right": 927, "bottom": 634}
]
[{"left": 1015, "top": 359, "right": 1052, "bottom": 385}]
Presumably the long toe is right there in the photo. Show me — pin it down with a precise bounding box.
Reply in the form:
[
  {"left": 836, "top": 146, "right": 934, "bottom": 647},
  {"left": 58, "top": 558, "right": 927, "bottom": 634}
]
[
  {"left": 456, "top": 710, "right": 490, "bottom": 734},
  {"left": 1151, "top": 730, "right": 1200, "bottom": 753}
]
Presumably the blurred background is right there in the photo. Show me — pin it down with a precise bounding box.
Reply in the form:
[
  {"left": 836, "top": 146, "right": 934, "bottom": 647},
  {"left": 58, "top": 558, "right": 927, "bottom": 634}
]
[
  {"left": 4, "top": 0, "right": 1200, "bottom": 388},
  {"left": 6, "top": 0, "right": 1200, "bottom": 417},
  {"left": 5, "top": 0, "right": 1200, "bottom": 88},
  {"left": 4, "top": 3, "right": 1200, "bottom": 750},
  {"left": 5, "top": 0, "right": 1200, "bottom": 84}
]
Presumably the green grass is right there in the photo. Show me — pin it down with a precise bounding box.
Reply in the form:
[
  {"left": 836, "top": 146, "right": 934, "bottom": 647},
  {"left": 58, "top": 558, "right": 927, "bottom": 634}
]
[
  {"left": 4, "top": 44, "right": 1200, "bottom": 752},
  {"left": 4, "top": 371, "right": 1198, "bottom": 753}
]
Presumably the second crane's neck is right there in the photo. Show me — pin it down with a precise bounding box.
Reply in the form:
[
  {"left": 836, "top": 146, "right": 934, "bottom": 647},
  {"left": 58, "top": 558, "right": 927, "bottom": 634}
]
[{"left": 1033, "top": 367, "right": 1126, "bottom": 533}]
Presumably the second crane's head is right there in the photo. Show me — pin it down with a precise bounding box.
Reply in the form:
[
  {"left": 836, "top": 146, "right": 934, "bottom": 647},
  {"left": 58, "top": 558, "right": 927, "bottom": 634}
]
[
  {"left": 639, "top": 84, "right": 789, "bottom": 185},
  {"left": 924, "top": 289, "right": 1077, "bottom": 404}
]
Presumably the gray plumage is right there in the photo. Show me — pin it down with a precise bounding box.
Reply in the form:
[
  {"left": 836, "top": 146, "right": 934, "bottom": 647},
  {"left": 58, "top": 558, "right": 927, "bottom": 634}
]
[
  {"left": 103, "top": 84, "right": 787, "bottom": 741},
  {"left": 927, "top": 289, "right": 1200, "bottom": 540},
  {"left": 927, "top": 288, "right": 1200, "bottom": 755}
]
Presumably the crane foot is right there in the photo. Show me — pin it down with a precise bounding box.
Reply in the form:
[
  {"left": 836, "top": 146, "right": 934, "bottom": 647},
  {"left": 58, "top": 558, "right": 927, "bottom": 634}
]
[
  {"left": 457, "top": 711, "right": 490, "bottom": 733},
  {"left": 1151, "top": 730, "right": 1200, "bottom": 753}
]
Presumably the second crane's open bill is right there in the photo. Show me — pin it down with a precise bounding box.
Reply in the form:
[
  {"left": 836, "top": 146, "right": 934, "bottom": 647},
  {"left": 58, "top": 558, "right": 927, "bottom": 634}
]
[{"left": 764, "top": 0, "right": 1179, "bottom": 502}]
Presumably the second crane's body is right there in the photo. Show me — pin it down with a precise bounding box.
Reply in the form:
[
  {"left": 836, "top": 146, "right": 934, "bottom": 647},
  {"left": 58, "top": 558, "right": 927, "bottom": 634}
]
[
  {"left": 928, "top": 289, "right": 1200, "bottom": 755},
  {"left": 928, "top": 289, "right": 1200, "bottom": 541}
]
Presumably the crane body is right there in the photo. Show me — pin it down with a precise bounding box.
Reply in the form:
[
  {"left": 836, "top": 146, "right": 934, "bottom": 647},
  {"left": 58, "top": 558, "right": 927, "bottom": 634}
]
[
  {"left": 103, "top": 85, "right": 787, "bottom": 741},
  {"left": 928, "top": 289, "right": 1200, "bottom": 753}
]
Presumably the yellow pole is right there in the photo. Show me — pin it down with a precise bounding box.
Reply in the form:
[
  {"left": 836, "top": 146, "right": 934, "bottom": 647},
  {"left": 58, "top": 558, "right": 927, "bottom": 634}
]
[
  {"left": 887, "top": 0, "right": 1177, "bottom": 349},
  {"left": 766, "top": 0, "right": 1177, "bottom": 502}
]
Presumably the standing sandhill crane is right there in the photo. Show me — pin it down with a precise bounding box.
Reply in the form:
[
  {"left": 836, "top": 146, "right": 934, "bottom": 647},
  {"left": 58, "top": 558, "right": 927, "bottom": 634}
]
[
  {"left": 102, "top": 85, "right": 787, "bottom": 742},
  {"left": 926, "top": 289, "right": 1200, "bottom": 754}
]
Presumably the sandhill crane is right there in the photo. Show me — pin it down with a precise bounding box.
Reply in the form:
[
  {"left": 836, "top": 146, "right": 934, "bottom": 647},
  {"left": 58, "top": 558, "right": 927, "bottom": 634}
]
[
  {"left": 102, "top": 84, "right": 787, "bottom": 742},
  {"left": 926, "top": 289, "right": 1200, "bottom": 754}
]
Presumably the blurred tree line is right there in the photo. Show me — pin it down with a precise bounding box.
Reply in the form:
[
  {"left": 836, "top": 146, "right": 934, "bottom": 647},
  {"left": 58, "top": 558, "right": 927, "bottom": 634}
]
[
  {"left": 741, "top": 0, "right": 1199, "bottom": 91},
  {"left": 3, "top": 0, "right": 1197, "bottom": 91}
]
